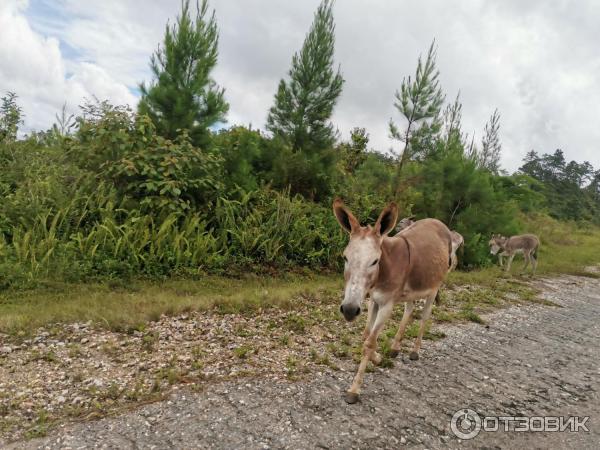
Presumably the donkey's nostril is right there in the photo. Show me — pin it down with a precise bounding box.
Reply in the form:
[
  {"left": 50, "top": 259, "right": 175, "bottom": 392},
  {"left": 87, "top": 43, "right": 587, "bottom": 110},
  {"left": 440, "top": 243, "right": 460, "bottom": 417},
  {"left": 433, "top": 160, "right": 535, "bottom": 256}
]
[{"left": 340, "top": 304, "right": 361, "bottom": 321}]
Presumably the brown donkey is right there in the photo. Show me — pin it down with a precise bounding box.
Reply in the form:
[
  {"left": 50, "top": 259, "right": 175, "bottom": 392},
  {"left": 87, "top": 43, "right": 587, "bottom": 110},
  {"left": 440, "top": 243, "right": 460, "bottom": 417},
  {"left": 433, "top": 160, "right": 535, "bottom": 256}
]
[{"left": 333, "top": 199, "right": 453, "bottom": 403}]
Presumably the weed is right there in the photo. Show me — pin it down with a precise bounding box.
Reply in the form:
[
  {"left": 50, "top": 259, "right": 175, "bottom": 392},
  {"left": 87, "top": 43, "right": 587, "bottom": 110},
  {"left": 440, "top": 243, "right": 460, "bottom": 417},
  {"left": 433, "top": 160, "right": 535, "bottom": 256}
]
[
  {"left": 67, "top": 343, "right": 83, "bottom": 358},
  {"left": 326, "top": 342, "right": 350, "bottom": 358},
  {"left": 191, "top": 360, "right": 204, "bottom": 371},
  {"left": 279, "top": 334, "right": 290, "bottom": 346},
  {"left": 141, "top": 332, "right": 159, "bottom": 352},
  {"left": 284, "top": 314, "right": 306, "bottom": 334},
  {"left": 433, "top": 309, "right": 455, "bottom": 322},
  {"left": 233, "top": 345, "right": 253, "bottom": 359},
  {"left": 100, "top": 341, "right": 120, "bottom": 358},
  {"left": 27, "top": 350, "right": 59, "bottom": 364},
  {"left": 285, "top": 355, "right": 298, "bottom": 378},
  {"left": 191, "top": 346, "right": 206, "bottom": 359},
  {"left": 234, "top": 325, "right": 251, "bottom": 337},
  {"left": 459, "top": 308, "right": 485, "bottom": 324},
  {"left": 100, "top": 382, "right": 122, "bottom": 401},
  {"left": 24, "top": 410, "right": 50, "bottom": 439}
]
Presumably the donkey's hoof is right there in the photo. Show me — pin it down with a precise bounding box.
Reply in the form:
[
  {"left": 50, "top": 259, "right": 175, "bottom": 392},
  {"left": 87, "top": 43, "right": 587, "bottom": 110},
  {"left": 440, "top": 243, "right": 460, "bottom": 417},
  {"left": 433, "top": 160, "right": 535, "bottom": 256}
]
[
  {"left": 409, "top": 351, "right": 419, "bottom": 361},
  {"left": 344, "top": 392, "right": 360, "bottom": 404},
  {"left": 389, "top": 349, "right": 400, "bottom": 358},
  {"left": 370, "top": 351, "right": 383, "bottom": 366}
]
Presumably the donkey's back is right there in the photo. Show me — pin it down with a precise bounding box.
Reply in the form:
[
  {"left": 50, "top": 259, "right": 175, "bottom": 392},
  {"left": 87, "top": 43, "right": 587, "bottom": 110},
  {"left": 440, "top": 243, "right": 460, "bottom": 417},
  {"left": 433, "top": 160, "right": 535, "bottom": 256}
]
[
  {"left": 507, "top": 234, "right": 539, "bottom": 252},
  {"left": 396, "top": 218, "right": 453, "bottom": 292}
]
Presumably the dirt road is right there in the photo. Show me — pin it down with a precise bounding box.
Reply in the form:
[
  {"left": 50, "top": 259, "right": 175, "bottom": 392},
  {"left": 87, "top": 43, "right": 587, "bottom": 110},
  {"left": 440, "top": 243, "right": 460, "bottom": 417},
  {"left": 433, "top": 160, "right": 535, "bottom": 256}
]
[{"left": 10, "top": 274, "right": 600, "bottom": 449}]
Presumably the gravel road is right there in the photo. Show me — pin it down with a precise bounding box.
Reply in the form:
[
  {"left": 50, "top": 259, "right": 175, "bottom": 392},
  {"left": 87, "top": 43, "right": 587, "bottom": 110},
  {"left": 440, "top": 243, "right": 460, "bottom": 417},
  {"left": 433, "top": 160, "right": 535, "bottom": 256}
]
[{"left": 9, "top": 274, "right": 600, "bottom": 449}]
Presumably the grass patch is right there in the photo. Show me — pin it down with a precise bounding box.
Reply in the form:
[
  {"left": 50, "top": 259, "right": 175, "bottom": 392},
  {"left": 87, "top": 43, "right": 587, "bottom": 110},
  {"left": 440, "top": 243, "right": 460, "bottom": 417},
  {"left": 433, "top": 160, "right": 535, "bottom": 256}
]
[
  {"left": 448, "top": 215, "right": 600, "bottom": 288},
  {"left": 432, "top": 309, "right": 456, "bottom": 322},
  {"left": 141, "top": 332, "right": 160, "bottom": 352},
  {"left": 284, "top": 313, "right": 306, "bottom": 334},
  {"left": 24, "top": 410, "right": 51, "bottom": 439},
  {"left": 233, "top": 345, "right": 253, "bottom": 359},
  {"left": 0, "top": 274, "right": 341, "bottom": 337},
  {"left": 27, "top": 350, "right": 60, "bottom": 364},
  {"left": 458, "top": 308, "right": 485, "bottom": 324}
]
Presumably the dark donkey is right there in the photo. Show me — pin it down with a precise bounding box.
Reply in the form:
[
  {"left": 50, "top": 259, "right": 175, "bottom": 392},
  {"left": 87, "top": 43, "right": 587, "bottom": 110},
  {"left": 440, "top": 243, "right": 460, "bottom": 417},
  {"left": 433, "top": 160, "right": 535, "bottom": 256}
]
[{"left": 333, "top": 199, "right": 453, "bottom": 403}]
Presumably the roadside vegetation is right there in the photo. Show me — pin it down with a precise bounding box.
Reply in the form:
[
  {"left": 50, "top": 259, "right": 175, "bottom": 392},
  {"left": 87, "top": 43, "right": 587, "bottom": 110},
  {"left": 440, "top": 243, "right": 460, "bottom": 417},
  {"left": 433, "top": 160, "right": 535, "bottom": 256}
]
[
  {"left": 1, "top": 210, "right": 599, "bottom": 337},
  {"left": 0, "top": 0, "right": 598, "bottom": 321},
  {"left": 1, "top": 1, "right": 600, "bottom": 438},
  {"left": 1, "top": 0, "right": 599, "bottom": 332}
]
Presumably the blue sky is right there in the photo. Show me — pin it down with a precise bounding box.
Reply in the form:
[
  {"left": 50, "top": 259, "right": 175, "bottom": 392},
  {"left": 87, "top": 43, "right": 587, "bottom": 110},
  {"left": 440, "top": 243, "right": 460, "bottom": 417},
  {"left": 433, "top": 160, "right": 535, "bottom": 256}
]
[{"left": 2, "top": 0, "right": 600, "bottom": 172}]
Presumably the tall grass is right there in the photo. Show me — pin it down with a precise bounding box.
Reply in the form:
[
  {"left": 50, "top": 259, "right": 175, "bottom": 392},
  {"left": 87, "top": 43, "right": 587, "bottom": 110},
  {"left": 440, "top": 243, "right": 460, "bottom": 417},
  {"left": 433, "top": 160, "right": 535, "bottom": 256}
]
[
  {"left": 2, "top": 208, "right": 599, "bottom": 336},
  {"left": 0, "top": 189, "right": 346, "bottom": 289},
  {"left": 3, "top": 190, "right": 600, "bottom": 291}
]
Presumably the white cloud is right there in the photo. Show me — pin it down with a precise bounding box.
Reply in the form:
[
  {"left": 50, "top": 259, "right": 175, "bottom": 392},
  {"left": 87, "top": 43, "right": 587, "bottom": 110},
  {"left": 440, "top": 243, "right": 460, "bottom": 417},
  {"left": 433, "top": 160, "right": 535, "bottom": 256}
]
[
  {"left": 0, "top": 0, "right": 136, "bottom": 133},
  {"left": 2, "top": 0, "right": 599, "bottom": 172}
]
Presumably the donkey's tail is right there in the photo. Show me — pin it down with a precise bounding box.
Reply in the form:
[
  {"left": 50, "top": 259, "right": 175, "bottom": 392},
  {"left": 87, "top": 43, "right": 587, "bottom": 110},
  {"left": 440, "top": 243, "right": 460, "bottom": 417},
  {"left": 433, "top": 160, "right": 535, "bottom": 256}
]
[{"left": 435, "top": 290, "right": 441, "bottom": 305}]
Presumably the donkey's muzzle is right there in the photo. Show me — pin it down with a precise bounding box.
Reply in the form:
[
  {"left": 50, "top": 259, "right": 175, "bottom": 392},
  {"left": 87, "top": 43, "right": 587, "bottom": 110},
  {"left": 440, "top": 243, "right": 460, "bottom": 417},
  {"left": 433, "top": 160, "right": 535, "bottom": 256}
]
[{"left": 340, "top": 304, "right": 361, "bottom": 321}]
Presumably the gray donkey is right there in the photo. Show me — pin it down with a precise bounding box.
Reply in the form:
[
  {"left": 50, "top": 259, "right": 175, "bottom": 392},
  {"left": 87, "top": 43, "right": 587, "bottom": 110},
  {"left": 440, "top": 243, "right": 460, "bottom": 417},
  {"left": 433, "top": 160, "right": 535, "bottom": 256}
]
[
  {"left": 489, "top": 234, "right": 540, "bottom": 275},
  {"left": 395, "top": 216, "right": 415, "bottom": 233}
]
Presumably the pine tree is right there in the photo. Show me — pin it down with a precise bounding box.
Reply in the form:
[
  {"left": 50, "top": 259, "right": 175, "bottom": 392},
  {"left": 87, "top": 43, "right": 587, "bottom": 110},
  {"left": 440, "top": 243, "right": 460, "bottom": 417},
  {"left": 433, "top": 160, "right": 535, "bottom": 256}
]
[
  {"left": 138, "top": 0, "right": 228, "bottom": 147},
  {"left": 266, "top": 0, "right": 344, "bottom": 153},
  {"left": 389, "top": 41, "right": 445, "bottom": 179},
  {"left": 478, "top": 108, "right": 501, "bottom": 173},
  {"left": 442, "top": 92, "right": 463, "bottom": 147}
]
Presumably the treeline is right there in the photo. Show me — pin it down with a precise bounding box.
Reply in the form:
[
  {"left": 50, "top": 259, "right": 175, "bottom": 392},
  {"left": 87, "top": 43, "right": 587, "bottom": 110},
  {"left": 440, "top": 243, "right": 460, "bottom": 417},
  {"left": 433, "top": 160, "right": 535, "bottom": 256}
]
[
  {"left": 520, "top": 149, "right": 600, "bottom": 221},
  {"left": 1, "top": 0, "right": 599, "bottom": 289}
]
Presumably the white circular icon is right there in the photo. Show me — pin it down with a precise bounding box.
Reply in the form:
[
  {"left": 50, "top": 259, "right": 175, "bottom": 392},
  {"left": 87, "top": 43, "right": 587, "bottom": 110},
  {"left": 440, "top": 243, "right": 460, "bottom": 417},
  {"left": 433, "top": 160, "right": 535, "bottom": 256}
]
[{"left": 450, "top": 408, "right": 482, "bottom": 440}]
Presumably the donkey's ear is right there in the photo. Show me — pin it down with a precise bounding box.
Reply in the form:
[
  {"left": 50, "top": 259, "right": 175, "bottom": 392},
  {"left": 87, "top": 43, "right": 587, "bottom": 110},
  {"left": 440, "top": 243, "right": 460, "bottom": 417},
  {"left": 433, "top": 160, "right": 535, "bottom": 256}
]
[
  {"left": 333, "top": 198, "right": 359, "bottom": 233},
  {"left": 375, "top": 202, "right": 399, "bottom": 236}
]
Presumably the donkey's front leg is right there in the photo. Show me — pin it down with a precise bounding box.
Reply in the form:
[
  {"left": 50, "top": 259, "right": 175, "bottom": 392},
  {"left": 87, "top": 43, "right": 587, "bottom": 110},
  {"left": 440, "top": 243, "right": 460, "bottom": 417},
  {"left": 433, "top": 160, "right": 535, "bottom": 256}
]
[
  {"left": 346, "top": 302, "right": 394, "bottom": 404},
  {"left": 362, "top": 299, "right": 383, "bottom": 365},
  {"left": 521, "top": 252, "right": 531, "bottom": 274},
  {"left": 362, "top": 298, "right": 378, "bottom": 340}
]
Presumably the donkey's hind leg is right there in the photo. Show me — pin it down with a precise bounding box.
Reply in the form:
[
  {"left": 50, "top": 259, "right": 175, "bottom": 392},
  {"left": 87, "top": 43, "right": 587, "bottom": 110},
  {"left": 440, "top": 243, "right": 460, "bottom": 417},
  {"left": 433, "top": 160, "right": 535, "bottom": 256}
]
[
  {"left": 521, "top": 251, "right": 531, "bottom": 273},
  {"left": 531, "top": 252, "right": 538, "bottom": 276},
  {"left": 389, "top": 300, "right": 415, "bottom": 358},
  {"left": 409, "top": 293, "right": 436, "bottom": 361}
]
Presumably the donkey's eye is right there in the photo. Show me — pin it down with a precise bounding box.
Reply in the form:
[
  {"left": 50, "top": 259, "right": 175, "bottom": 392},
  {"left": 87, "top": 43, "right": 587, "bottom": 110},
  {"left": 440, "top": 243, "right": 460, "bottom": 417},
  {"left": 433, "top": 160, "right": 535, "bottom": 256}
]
[{"left": 370, "top": 259, "right": 379, "bottom": 267}]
